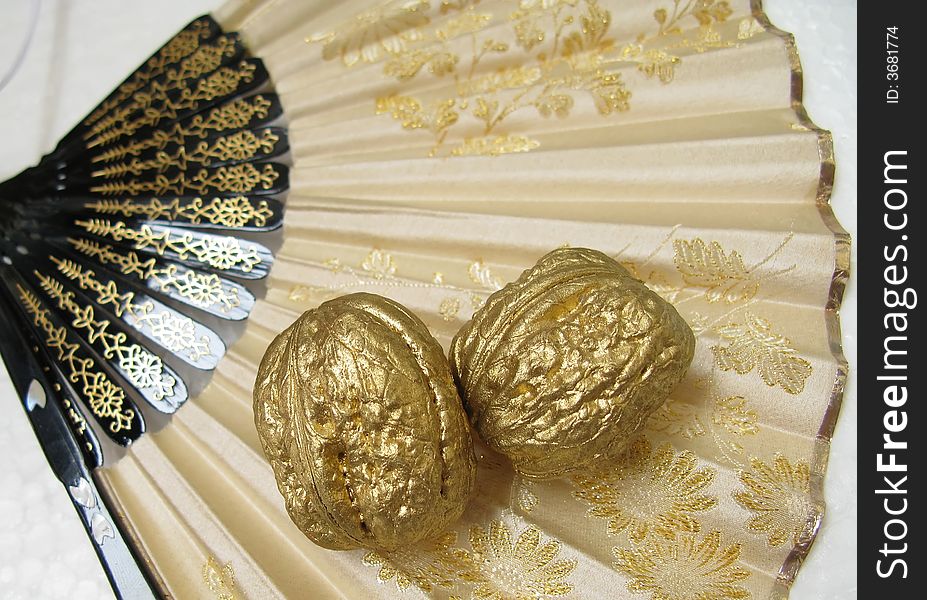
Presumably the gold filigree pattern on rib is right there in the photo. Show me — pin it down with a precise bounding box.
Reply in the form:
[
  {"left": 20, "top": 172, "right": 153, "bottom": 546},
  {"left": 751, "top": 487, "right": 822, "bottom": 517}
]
[
  {"left": 90, "top": 162, "right": 279, "bottom": 196},
  {"left": 34, "top": 272, "right": 177, "bottom": 402},
  {"left": 73, "top": 219, "right": 262, "bottom": 273},
  {"left": 83, "top": 19, "right": 213, "bottom": 128},
  {"left": 613, "top": 530, "right": 751, "bottom": 600},
  {"left": 362, "top": 531, "right": 476, "bottom": 593},
  {"left": 203, "top": 556, "right": 239, "bottom": 600},
  {"left": 571, "top": 437, "right": 717, "bottom": 544},
  {"left": 87, "top": 35, "right": 239, "bottom": 137},
  {"left": 87, "top": 61, "right": 258, "bottom": 148},
  {"left": 61, "top": 394, "right": 94, "bottom": 455},
  {"left": 734, "top": 454, "right": 815, "bottom": 547},
  {"left": 49, "top": 254, "right": 212, "bottom": 361},
  {"left": 91, "top": 129, "right": 280, "bottom": 179},
  {"left": 711, "top": 312, "right": 812, "bottom": 395},
  {"left": 16, "top": 285, "right": 135, "bottom": 433},
  {"left": 64, "top": 240, "right": 241, "bottom": 313},
  {"left": 310, "top": 0, "right": 740, "bottom": 156},
  {"left": 86, "top": 196, "right": 274, "bottom": 228},
  {"left": 92, "top": 95, "right": 274, "bottom": 164},
  {"left": 468, "top": 519, "right": 576, "bottom": 599}
]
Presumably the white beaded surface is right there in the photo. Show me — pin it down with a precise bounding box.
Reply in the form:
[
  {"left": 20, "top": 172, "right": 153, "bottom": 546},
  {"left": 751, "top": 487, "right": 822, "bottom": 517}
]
[{"left": 0, "top": 1, "right": 857, "bottom": 598}]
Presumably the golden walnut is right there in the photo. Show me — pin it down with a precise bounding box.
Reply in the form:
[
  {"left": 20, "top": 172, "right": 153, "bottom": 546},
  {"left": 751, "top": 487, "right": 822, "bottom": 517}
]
[
  {"left": 450, "top": 247, "right": 695, "bottom": 479},
  {"left": 254, "top": 293, "right": 476, "bottom": 551}
]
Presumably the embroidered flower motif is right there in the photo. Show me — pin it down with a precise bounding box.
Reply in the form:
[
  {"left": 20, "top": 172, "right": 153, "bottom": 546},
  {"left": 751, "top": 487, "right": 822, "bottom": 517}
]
[
  {"left": 362, "top": 531, "right": 475, "bottom": 593},
  {"left": 203, "top": 555, "right": 238, "bottom": 600},
  {"left": 734, "top": 454, "right": 815, "bottom": 547},
  {"left": 311, "top": 0, "right": 431, "bottom": 67},
  {"left": 361, "top": 248, "right": 398, "bottom": 279},
  {"left": 613, "top": 530, "right": 751, "bottom": 600},
  {"left": 469, "top": 520, "right": 576, "bottom": 599},
  {"left": 571, "top": 437, "right": 718, "bottom": 544}
]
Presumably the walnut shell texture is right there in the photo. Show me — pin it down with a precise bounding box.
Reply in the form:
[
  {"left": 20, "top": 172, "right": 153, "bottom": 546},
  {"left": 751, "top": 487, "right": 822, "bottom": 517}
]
[
  {"left": 254, "top": 293, "right": 476, "bottom": 551},
  {"left": 450, "top": 247, "right": 695, "bottom": 479}
]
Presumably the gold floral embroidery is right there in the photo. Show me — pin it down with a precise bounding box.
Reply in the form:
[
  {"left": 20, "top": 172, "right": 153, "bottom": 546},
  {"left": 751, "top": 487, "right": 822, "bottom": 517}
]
[
  {"left": 451, "top": 135, "right": 540, "bottom": 156},
  {"left": 469, "top": 520, "right": 576, "bottom": 599},
  {"left": 361, "top": 248, "right": 398, "bottom": 279},
  {"left": 734, "top": 454, "right": 815, "bottom": 547},
  {"left": 203, "top": 555, "right": 239, "bottom": 600},
  {"left": 512, "top": 477, "right": 540, "bottom": 513},
  {"left": 673, "top": 239, "right": 758, "bottom": 304},
  {"left": 737, "top": 17, "right": 764, "bottom": 40},
  {"left": 467, "top": 259, "right": 502, "bottom": 290},
  {"left": 439, "top": 296, "right": 462, "bottom": 321},
  {"left": 613, "top": 530, "right": 750, "bottom": 600},
  {"left": 647, "top": 384, "right": 758, "bottom": 466},
  {"left": 288, "top": 284, "right": 326, "bottom": 302},
  {"left": 571, "top": 437, "right": 717, "bottom": 544},
  {"left": 285, "top": 247, "right": 494, "bottom": 319},
  {"left": 362, "top": 531, "right": 475, "bottom": 593},
  {"left": 651, "top": 394, "right": 757, "bottom": 441},
  {"left": 309, "top": 0, "right": 431, "bottom": 67},
  {"left": 311, "top": 0, "right": 739, "bottom": 156},
  {"left": 711, "top": 312, "right": 812, "bottom": 395},
  {"left": 672, "top": 237, "right": 794, "bottom": 304}
]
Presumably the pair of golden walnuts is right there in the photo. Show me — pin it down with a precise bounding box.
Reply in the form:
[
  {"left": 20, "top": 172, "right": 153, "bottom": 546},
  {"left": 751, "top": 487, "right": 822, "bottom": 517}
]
[{"left": 254, "top": 248, "right": 695, "bottom": 552}]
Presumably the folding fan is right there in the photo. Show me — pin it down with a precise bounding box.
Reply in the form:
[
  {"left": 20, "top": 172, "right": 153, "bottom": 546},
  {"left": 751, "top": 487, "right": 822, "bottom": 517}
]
[{"left": 0, "top": 1, "right": 849, "bottom": 599}]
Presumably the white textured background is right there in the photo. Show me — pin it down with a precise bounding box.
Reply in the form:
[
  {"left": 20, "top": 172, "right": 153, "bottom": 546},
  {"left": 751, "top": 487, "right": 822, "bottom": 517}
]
[{"left": 0, "top": 1, "right": 857, "bottom": 598}]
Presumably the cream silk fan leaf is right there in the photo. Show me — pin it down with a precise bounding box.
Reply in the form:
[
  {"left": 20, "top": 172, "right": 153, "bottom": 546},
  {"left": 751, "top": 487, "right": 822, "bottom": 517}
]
[{"left": 0, "top": 1, "right": 849, "bottom": 599}]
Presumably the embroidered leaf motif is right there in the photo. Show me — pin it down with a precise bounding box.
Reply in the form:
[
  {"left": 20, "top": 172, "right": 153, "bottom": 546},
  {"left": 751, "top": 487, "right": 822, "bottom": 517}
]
[
  {"left": 203, "top": 556, "right": 239, "bottom": 600},
  {"left": 673, "top": 238, "right": 758, "bottom": 303},
  {"left": 711, "top": 313, "right": 812, "bottom": 395}
]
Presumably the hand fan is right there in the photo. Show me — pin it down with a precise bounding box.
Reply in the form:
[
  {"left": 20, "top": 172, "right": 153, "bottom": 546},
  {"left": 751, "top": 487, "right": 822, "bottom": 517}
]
[{"left": 1, "top": 1, "right": 849, "bottom": 599}]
